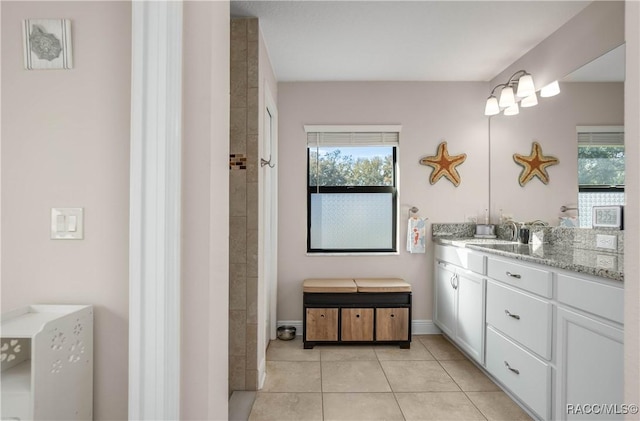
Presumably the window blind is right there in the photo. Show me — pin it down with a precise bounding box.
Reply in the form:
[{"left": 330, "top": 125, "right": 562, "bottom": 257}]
[
  {"left": 306, "top": 131, "right": 399, "bottom": 147},
  {"left": 577, "top": 132, "right": 624, "bottom": 146}
]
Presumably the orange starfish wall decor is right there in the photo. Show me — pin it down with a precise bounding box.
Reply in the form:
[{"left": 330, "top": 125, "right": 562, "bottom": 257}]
[
  {"left": 513, "top": 141, "right": 559, "bottom": 186},
  {"left": 419, "top": 141, "right": 467, "bottom": 187}
]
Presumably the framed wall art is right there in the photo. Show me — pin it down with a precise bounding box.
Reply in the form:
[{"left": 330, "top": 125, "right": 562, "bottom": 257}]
[{"left": 23, "top": 19, "right": 73, "bottom": 70}]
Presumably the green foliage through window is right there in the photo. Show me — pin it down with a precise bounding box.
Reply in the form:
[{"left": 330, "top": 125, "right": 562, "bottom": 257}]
[
  {"left": 308, "top": 147, "right": 394, "bottom": 186},
  {"left": 578, "top": 145, "right": 624, "bottom": 186}
]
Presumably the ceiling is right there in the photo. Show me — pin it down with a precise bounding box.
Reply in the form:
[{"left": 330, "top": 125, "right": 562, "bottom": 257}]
[{"left": 230, "top": 1, "right": 591, "bottom": 82}]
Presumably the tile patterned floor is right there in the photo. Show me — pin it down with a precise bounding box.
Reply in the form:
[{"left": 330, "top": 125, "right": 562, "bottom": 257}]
[{"left": 247, "top": 334, "right": 533, "bottom": 421}]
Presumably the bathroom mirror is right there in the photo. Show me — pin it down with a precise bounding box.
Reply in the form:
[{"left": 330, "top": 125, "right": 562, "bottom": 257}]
[{"left": 488, "top": 44, "right": 625, "bottom": 227}]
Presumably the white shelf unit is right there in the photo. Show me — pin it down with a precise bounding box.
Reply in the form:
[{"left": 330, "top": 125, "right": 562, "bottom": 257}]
[{"left": 1, "top": 305, "right": 93, "bottom": 420}]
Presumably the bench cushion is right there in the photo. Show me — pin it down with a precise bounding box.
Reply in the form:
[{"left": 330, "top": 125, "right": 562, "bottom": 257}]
[
  {"left": 354, "top": 278, "right": 411, "bottom": 293},
  {"left": 303, "top": 278, "right": 357, "bottom": 293}
]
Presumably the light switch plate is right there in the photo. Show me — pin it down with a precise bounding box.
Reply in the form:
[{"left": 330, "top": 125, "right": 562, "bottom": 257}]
[{"left": 51, "top": 208, "right": 84, "bottom": 239}]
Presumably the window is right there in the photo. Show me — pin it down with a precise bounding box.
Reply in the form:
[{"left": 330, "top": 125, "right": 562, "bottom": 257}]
[
  {"left": 577, "top": 127, "right": 624, "bottom": 227},
  {"left": 305, "top": 126, "right": 400, "bottom": 253}
]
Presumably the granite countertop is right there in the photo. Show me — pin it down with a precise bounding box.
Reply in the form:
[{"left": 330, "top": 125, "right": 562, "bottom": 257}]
[{"left": 437, "top": 238, "right": 624, "bottom": 282}]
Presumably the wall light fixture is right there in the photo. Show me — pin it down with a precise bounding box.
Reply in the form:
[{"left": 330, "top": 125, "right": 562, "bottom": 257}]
[{"left": 484, "top": 70, "right": 558, "bottom": 117}]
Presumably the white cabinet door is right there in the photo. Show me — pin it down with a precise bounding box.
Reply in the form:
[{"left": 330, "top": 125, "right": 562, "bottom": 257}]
[
  {"left": 434, "top": 263, "right": 485, "bottom": 364},
  {"left": 456, "top": 270, "right": 485, "bottom": 363},
  {"left": 556, "top": 307, "right": 624, "bottom": 420},
  {"left": 434, "top": 263, "right": 456, "bottom": 338}
]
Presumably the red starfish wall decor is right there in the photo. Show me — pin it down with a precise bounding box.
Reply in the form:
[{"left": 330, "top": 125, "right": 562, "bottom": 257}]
[
  {"left": 513, "top": 141, "right": 559, "bottom": 186},
  {"left": 419, "top": 141, "right": 467, "bottom": 187}
]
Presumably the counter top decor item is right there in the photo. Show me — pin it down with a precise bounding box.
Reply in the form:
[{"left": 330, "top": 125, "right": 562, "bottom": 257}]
[
  {"left": 419, "top": 141, "right": 466, "bottom": 187},
  {"left": 513, "top": 141, "right": 559, "bottom": 186}
]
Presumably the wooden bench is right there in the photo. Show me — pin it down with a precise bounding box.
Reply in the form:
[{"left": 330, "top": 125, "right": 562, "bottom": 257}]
[{"left": 303, "top": 278, "right": 412, "bottom": 349}]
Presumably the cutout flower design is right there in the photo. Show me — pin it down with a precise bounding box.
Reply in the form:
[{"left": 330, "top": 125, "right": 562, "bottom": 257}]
[
  {"left": 51, "top": 359, "right": 63, "bottom": 374},
  {"left": 29, "top": 25, "right": 62, "bottom": 61},
  {"left": 1, "top": 339, "right": 22, "bottom": 362},
  {"left": 50, "top": 331, "right": 67, "bottom": 351}
]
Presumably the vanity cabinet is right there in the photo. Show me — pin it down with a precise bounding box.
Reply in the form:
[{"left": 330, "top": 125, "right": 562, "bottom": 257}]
[
  {"left": 434, "top": 245, "right": 486, "bottom": 364},
  {"left": 484, "top": 255, "right": 623, "bottom": 420},
  {"left": 555, "top": 273, "right": 624, "bottom": 420},
  {"left": 485, "top": 256, "right": 555, "bottom": 420}
]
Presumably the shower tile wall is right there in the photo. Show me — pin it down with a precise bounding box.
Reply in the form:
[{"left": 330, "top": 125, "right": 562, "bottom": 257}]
[{"left": 229, "top": 17, "right": 259, "bottom": 393}]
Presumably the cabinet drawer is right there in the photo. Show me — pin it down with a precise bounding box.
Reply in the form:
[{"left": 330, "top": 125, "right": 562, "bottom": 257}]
[
  {"left": 487, "top": 257, "right": 552, "bottom": 297},
  {"left": 341, "top": 308, "right": 373, "bottom": 341},
  {"left": 487, "top": 281, "right": 552, "bottom": 359},
  {"left": 436, "top": 245, "right": 486, "bottom": 275},
  {"left": 557, "top": 273, "right": 623, "bottom": 324},
  {"left": 376, "top": 308, "right": 409, "bottom": 341},
  {"left": 306, "top": 308, "right": 338, "bottom": 341},
  {"left": 486, "top": 327, "right": 551, "bottom": 420}
]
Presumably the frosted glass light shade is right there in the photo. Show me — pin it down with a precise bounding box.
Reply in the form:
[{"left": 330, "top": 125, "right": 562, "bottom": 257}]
[
  {"left": 541, "top": 80, "right": 560, "bottom": 97},
  {"left": 516, "top": 74, "right": 535, "bottom": 98},
  {"left": 484, "top": 96, "right": 500, "bottom": 116},
  {"left": 499, "top": 86, "right": 516, "bottom": 108},
  {"left": 504, "top": 103, "right": 519, "bottom": 116},
  {"left": 521, "top": 93, "right": 538, "bottom": 108}
]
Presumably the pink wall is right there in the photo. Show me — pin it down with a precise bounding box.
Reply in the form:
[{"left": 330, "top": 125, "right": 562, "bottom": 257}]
[
  {"left": 181, "top": 1, "right": 230, "bottom": 419},
  {"left": 1, "top": 2, "right": 131, "bottom": 419},
  {"left": 490, "top": 82, "right": 624, "bottom": 225},
  {"left": 277, "top": 82, "right": 489, "bottom": 321}
]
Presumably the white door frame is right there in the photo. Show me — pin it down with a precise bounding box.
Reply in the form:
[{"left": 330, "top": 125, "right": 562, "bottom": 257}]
[
  {"left": 265, "top": 86, "right": 279, "bottom": 342},
  {"left": 129, "top": 1, "right": 182, "bottom": 419},
  {"left": 257, "top": 83, "right": 279, "bottom": 388}
]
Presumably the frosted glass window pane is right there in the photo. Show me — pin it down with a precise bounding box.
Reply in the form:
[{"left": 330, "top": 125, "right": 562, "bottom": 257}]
[{"left": 310, "top": 193, "right": 393, "bottom": 249}]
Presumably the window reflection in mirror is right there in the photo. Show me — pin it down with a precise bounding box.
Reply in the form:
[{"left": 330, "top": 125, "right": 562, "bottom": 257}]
[
  {"left": 576, "top": 127, "right": 624, "bottom": 227},
  {"left": 562, "top": 44, "right": 625, "bottom": 227}
]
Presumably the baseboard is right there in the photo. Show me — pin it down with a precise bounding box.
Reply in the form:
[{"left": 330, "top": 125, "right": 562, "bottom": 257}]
[
  {"left": 257, "top": 358, "right": 266, "bottom": 389},
  {"left": 276, "top": 319, "right": 441, "bottom": 336},
  {"left": 411, "top": 320, "right": 442, "bottom": 335}
]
